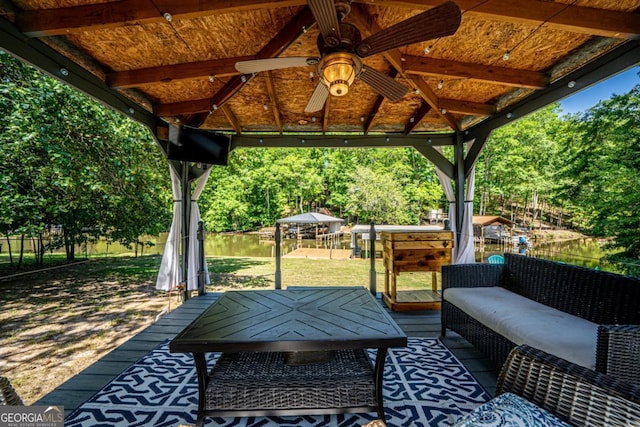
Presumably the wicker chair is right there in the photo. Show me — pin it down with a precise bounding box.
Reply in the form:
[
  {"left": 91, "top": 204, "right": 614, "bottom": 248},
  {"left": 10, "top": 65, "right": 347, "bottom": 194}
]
[
  {"left": 0, "top": 376, "right": 23, "bottom": 406},
  {"left": 497, "top": 345, "right": 640, "bottom": 426},
  {"left": 597, "top": 324, "right": 640, "bottom": 387}
]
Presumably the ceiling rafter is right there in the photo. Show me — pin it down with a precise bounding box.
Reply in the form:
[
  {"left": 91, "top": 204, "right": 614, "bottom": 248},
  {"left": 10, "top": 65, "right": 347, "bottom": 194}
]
[
  {"left": 409, "top": 76, "right": 460, "bottom": 130},
  {"left": 363, "top": 68, "right": 397, "bottom": 134},
  {"left": 439, "top": 99, "right": 496, "bottom": 116},
  {"left": 404, "top": 101, "right": 431, "bottom": 134},
  {"left": 107, "top": 56, "right": 254, "bottom": 89},
  {"left": 221, "top": 105, "right": 242, "bottom": 134},
  {"left": 154, "top": 6, "right": 315, "bottom": 120},
  {"left": 16, "top": 0, "right": 307, "bottom": 37},
  {"left": 358, "top": 0, "right": 640, "bottom": 39},
  {"left": 155, "top": 74, "right": 250, "bottom": 117},
  {"left": 265, "top": 70, "right": 283, "bottom": 133},
  {"left": 403, "top": 55, "right": 547, "bottom": 89},
  {"left": 16, "top": 0, "right": 639, "bottom": 39},
  {"left": 108, "top": 52, "right": 547, "bottom": 92},
  {"left": 323, "top": 96, "right": 331, "bottom": 134},
  {"left": 348, "top": 4, "right": 459, "bottom": 130}
]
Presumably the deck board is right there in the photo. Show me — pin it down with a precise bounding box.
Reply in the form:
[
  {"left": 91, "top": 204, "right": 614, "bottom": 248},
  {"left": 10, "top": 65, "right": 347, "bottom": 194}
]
[{"left": 35, "top": 291, "right": 500, "bottom": 417}]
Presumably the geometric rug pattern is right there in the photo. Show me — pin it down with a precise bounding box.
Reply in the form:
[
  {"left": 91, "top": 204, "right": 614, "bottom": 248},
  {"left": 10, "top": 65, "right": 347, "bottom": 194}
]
[{"left": 65, "top": 338, "right": 491, "bottom": 426}]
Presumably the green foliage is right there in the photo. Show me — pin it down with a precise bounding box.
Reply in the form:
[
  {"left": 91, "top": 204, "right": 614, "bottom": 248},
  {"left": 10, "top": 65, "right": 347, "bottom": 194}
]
[
  {"left": 2, "top": 50, "right": 639, "bottom": 261},
  {"left": 0, "top": 52, "right": 170, "bottom": 264},
  {"left": 559, "top": 85, "right": 640, "bottom": 258},
  {"left": 475, "top": 105, "right": 564, "bottom": 220},
  {"left": 199, "top": 147, "right": 444, "bottom": 231}
]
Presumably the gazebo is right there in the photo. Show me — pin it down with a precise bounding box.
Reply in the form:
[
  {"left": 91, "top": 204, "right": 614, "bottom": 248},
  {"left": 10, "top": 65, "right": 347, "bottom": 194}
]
[
  {"left": 473, "top": 215, "right": 515, "bottom": 243},
  {"left": 1, "top": 0, "right": 638, "bottom": 294},
  {"left": 276, "top": 212, "right": 345, "bottom": 239}
]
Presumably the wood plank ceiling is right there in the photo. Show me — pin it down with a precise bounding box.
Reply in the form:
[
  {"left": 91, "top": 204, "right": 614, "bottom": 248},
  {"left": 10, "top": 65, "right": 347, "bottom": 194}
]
[{"left": 2, "top": 0, "right": 639, "bottom": 135}]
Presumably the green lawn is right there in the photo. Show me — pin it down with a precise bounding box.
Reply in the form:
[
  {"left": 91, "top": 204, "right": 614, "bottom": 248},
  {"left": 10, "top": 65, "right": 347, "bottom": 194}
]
[{"left": 206, "top": 256, "right": 439, "bottom": 292}]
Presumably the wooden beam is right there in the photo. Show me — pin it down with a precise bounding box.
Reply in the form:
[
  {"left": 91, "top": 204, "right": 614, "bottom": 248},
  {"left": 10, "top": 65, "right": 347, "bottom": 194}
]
[
  {"left": 349, "top": 0, "right": 640, "bottom": 39},
  {"left": 411, "top": 76, "right": 459, "bottom": 130},
  {"left": 154, "top": 7, "right": 315, "bottom": 118},
  {"left": 458, "top": 0, "right": 640, "bottom": 39},
  {"left": 322, "top": 95, "right": 331, "bottom": 134},
  {"left": 466, "top": 40, "right": 640, "bottom": 149},
  {"left": 349, "top": 4, "right": 459, "bottom": 130},
  {"left": 439, "top": 99, "right": 496, "bottom": 116},
  {"left": 363, "top": 68, "right": 397, "bottom": 134},
  {"left": 181, "top": 112, "right": 211, "bottom": 128},
  {"left": 17, "top": 0, "right": 306, "bottom": 37},
  {"left": 265, "top": 71, "right": 283, "bottom": 133},
  {"left": 155, "top": 98, "right": 212, "bottom": 116},
  {"left": 107, "top": 56, "right": 253, "bottom": 89},
  {"left": 17, "top": 0, "right": 639, "bottom": 39},
  {"left": 221, "top": 105, "right": 242, "bottom": 134},
  {"left": 404, "top": 101, "right": 431, "bottom": 134},
  {"left": 403, "top": 55, "right": 548, "bottom": 89}
]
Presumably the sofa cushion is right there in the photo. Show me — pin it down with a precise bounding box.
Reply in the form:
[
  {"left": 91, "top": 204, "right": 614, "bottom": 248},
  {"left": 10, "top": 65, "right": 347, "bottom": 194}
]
[
  {"left": 452, "top": 392, "right": 571, "bottom": 427},
  {"left": 444, "top": 286, "right": 598, "bottom": 369}
]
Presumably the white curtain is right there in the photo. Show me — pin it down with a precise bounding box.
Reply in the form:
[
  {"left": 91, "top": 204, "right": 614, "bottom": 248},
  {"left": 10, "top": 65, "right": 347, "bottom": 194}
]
[
  {"left": 456, "top": 157, "right": 476, "bottom": 264},
  {"left": 434, "top": 147, "right": 457, "bottom": 262},
  {"left": 435, "top": 142, "right": 476, "bottom": 264},
  {"left": 187, "top": 167, "right": 212, "bottom": 290},
  {"left": 156, "top": 166, "right": 182, "bottom": 291}
]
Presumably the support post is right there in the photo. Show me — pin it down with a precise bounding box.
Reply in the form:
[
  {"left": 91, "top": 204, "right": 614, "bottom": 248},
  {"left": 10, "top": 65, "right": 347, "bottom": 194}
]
[
  {"left": 454, "top": 132, "right": 465, "bottom": 251},
  {"left": 181, "top": 161, "right": 191, "bottom": 300},
  {"left": 369, "top": 222, "right": 376, "bottom": 296},
  {"left": 197, "top": 220, "right": 205, "bottom": 296},
  {"left": 275, "top": 222, "right": 282, "bottom": 289}
]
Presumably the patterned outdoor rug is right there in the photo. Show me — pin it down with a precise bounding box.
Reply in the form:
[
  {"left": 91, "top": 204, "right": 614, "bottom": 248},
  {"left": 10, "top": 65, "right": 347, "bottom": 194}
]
[{"left": 65, "top": 338, "right": 490, "bottom": 427}]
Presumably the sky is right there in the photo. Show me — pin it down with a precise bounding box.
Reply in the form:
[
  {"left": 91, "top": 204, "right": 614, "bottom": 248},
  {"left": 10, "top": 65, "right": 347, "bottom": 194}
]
[{"left": 558, "top": 65, "right": 639, "bottom": 115}]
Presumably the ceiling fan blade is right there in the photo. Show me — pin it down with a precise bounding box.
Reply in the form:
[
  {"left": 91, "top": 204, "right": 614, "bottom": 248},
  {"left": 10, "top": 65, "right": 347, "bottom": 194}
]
[
  {"left": 308, "top": 0, "right": 341, "bottom": 47},
  {"left": 304, "top": 83, "right": 330, "bottom": 113},
  {"left": 356, "top": 1, "right": 461, "bottom": 58},
  {"left": 235, "top": 57, "right": 318, "bottom": 74},
  {"left": 358, "top": 66, "right": 408, "bottom": 101}
]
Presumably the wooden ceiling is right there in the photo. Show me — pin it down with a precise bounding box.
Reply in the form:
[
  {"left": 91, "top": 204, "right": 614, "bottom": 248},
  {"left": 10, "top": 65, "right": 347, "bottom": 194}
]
[{"left": 1, "top": 0, "right": 639, "bottom": 136}]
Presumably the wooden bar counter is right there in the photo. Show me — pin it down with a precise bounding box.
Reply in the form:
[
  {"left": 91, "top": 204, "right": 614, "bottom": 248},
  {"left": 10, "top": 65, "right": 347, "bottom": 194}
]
[{"left": 382, "top": 231, "right": 454, "bottom": 311}]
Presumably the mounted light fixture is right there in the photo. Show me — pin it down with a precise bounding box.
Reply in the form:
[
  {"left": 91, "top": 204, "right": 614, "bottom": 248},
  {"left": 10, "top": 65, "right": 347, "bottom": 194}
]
[{"left": 318, "top": 53, "right": 362, "bottom": 97}]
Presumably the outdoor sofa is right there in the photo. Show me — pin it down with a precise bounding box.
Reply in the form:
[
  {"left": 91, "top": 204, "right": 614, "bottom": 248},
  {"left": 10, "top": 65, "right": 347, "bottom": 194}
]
[
  {"left": 441, "top": 253, "right": 640, "bottom": 381},
  {"left": 453, "top": 344, "right": 640, "bottom": 426}
]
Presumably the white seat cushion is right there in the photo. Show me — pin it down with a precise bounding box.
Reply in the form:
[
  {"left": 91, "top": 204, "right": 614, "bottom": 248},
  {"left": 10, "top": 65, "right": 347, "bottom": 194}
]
[{"left": 444, "top": 286, "right": 598, "bottom": 369}]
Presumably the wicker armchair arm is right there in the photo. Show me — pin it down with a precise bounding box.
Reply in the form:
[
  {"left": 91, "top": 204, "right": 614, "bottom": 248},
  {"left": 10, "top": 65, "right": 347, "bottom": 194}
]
[
  {"left": 442, "top": 263, "right": 504, "bottom": 290},
  {"left": 0, "top": 377, "right": 23, "bottom": 406},
  {"left": 497, "top": 345, "right": 640, "bottom": 427},
  {"left": 597, "top": 324, "right": 640, "bottom": 386}
]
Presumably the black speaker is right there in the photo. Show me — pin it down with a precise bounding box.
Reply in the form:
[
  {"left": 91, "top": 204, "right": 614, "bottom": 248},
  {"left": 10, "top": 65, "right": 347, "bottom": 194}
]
[{"left": 167, "top": 127, "right": 231, "bottom": 165}]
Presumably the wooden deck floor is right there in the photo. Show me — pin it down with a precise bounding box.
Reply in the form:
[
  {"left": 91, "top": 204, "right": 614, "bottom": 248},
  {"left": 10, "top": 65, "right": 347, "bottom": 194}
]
[{"left": 35, "top": 291, "right": 500, "bottom": 417}]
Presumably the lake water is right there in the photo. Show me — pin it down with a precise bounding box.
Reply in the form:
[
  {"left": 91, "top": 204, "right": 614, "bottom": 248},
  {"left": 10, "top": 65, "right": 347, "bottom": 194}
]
[
  {"left": 3, "top": 231, "right": 618, "bottom": 271},
  {"left": 78, "top": 232, "right": 616, "bottom": 270}
]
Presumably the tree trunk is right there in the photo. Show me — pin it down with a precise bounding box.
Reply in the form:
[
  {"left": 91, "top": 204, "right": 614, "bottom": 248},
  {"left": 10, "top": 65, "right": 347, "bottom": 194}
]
[
  {"left": 5, "top": 235, "right": 14, "bottom": 267},
  {"left": 64, "top": 228, "right": 75, "bottom": 262},
  {"left": 17, "top": 234, "right": 25, "bottom": 270},
  {"left": 265, "top": 187, "right": 270, "bottom": 217}
]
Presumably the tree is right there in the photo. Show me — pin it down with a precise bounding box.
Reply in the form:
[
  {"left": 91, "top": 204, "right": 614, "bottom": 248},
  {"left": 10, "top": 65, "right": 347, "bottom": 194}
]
[
  {"left": 345, "top": 166, "right": 410, "bottom": 224},
  {"left": 560, "top": 85, "right": 640, "bottom": 257},
  {"left": 475, "top": 105, "right": 564, "bottom": 225},
  {"left": 0, "top": 52, "right": 170, "bottom": 264}
]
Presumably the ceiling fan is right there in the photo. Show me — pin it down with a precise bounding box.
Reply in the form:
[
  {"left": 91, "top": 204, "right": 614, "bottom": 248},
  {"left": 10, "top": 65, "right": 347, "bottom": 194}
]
[{"left": 235, "top": 0, "right": 461, "bottom": 113}]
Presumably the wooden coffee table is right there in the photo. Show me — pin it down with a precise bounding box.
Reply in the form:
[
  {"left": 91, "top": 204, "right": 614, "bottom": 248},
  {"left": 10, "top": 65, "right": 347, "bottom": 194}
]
[{"left": 169, "top": 287, "right": 407, "bottom": 426}]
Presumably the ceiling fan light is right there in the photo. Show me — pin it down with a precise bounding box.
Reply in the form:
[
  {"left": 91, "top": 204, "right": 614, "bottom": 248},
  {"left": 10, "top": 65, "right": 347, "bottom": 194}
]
[
  {"left": 320, "top": 53, "right": 360, "bottom": 97},
  {"left": 323, "top": 62, "right": 354, "bottom": 96},
  {"left": 329, "top": 81, "right": 350, "bottom": 96}
]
